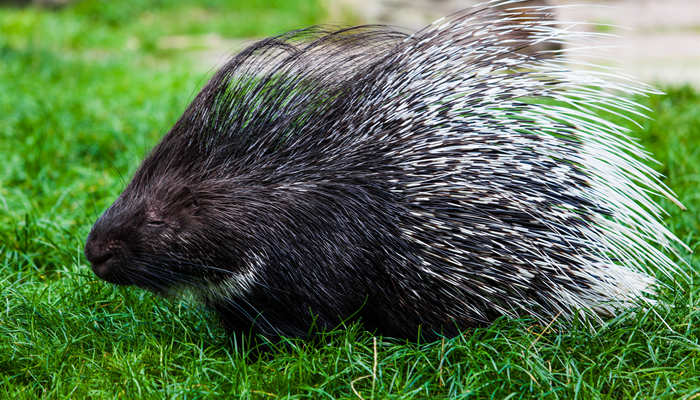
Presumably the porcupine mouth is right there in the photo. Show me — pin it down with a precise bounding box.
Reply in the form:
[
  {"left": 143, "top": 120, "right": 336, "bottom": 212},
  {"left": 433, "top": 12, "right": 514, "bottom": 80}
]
[{"left": 90, "top": 255, "right": 133, "bottom": 286}]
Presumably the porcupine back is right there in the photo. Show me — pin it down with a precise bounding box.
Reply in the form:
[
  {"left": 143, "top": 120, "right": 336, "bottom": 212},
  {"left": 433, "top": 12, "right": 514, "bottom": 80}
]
[{"left": 86, "top": 0, "right": 686, "bottom": 339}]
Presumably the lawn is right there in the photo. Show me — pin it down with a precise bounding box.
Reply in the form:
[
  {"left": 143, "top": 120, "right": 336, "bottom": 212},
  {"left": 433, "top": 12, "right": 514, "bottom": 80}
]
[{"left": 0, "top": 1, "right": 698, "bottom": 399}]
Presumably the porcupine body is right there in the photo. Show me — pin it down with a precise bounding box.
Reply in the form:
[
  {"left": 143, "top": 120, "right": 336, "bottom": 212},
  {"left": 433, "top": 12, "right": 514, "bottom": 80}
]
[{"left": 84, "top": 1, "right": 685, "bottom": 340}]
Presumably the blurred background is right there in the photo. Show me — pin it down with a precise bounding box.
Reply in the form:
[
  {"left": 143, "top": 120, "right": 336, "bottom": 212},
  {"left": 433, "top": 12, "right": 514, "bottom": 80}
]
[
  {"left": 1, "top": 0, "right": 698, "bottom": 85},
  {"left": 333, "top": 0, "right": 700, "bottom": 87}
]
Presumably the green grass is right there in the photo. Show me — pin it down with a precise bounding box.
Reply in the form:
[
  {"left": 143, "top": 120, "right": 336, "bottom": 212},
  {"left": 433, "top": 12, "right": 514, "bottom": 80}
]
[
  {"left": 1, "top": 0, "right": 325, "bottom": 57},
  {"left": 1, "top": 2, "right": 699, "bottom": 399}
]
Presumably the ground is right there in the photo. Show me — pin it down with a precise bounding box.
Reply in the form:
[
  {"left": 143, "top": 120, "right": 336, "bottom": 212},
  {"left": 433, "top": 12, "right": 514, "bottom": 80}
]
[{"left": 0, "top": 1, "right": 698, "bottom": 398}]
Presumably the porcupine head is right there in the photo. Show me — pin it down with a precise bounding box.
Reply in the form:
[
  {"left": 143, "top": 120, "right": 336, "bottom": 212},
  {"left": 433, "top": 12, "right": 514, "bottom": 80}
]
[{"left": 84, "top": 1, "right": 686, "bottom": 340}]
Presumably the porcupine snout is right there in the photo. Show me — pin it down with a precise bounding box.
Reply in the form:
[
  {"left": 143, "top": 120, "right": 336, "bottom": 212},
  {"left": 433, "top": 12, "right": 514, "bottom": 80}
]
[
  {"left": 84, "top": 203, "right": 137, "bottom": 286},
  {"left": 85, "top": 236, "right": 124, "bottom": 284}
]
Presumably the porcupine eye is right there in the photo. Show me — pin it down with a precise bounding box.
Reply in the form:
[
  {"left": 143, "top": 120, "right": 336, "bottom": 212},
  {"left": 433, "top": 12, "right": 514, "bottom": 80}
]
[
  {"left": 144, "top": 185, "right": 199, "bottom": 231},
  {"left": 144, "top": 209, "right": 167, "bottom": 229}
]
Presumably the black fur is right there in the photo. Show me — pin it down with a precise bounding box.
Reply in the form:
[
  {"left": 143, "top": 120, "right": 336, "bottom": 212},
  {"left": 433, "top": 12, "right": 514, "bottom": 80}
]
[{"left": 84, "top": 4, "right": 682, "bottom": 341}]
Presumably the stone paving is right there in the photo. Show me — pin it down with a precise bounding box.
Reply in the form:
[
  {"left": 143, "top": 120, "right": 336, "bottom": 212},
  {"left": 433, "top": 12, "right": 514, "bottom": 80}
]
[
  {"left": 554, "top": 0, "right": 700, "bottom": 87},
  {"left": 330, "top": 0, "right": 700, "bottom": 87},
  {"left": 179, "top": 0, "right": 699, "bottom": 87}
]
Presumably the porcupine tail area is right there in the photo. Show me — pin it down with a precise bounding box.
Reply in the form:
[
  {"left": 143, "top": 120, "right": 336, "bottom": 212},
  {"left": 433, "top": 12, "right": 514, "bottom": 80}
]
[{"left": 186, "top": 0, "right": 688, "bottom": 337}]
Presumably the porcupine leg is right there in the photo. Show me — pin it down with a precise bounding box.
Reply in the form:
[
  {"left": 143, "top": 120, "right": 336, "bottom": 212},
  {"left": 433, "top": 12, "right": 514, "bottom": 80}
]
[{"left": 208, "top": 292, "right": 313, "bottom": 340}]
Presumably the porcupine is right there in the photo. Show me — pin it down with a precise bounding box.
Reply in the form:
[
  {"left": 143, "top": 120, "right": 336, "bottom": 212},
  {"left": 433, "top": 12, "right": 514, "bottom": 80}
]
[{"left": 84, "top": 0, "right": 687, "bottom": 340}]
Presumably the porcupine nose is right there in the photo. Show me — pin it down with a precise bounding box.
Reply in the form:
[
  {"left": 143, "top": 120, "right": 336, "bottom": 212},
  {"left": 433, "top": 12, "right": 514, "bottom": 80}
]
[
  {"left": 88, "top": 250, "right": 113, "bottom": 276},
  {"left": 85, "top": 235, "right": 128, "bottom": 284},
  {"left": 86, "top": 242, "right": 112, "bottom": 277}
]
